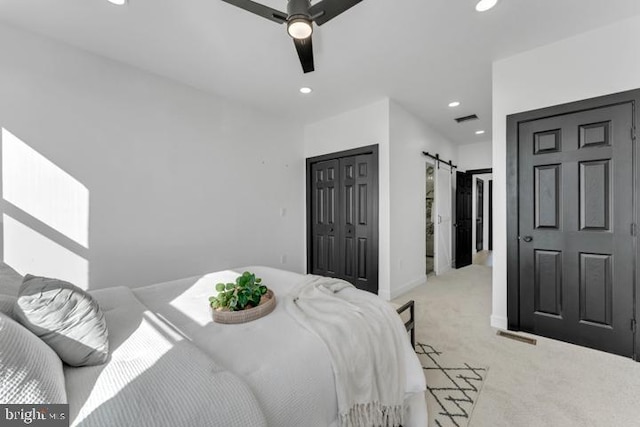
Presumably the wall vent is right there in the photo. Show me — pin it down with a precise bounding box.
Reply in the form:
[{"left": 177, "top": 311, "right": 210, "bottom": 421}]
[
  {"left": 497, "top": 330, "right": 537, "bottom": 345},
  {"left": 455, "top": 114, "right": 479, "bottom": 123}
]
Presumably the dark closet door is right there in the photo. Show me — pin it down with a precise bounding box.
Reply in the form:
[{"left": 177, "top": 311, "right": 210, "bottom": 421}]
[
  {"left": 340, "top": 156, "right": 356, "bottom": 282},
  {"left": 455, "top": 171, "right": 473, "bottom": 268},
  {"left": 518, "top": 102, "right": 634, "bottom": 357},
  {"left": 307, "top": 146, "right": 379, "bottom": 294},
  {"left": 310, "top": 159, "right": 339, "bottom": 278},
  {"left": 339, "top": 155, "right": 377, "bottom": 293},
  {"left": 476, "top": 179, "right": 484, "bottom": 252}
]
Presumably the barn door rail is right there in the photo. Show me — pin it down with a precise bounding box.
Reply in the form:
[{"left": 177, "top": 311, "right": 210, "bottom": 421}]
[{"left": 422, "top": 151, "right": 458, "bottom": 172}]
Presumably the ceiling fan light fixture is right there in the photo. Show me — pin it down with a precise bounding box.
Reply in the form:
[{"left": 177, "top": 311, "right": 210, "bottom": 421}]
[
  {"left": 287, "top": 17, "right": 313, "bottom": 40},
  {"left": 476, "top": 0, "right": 498, "bottom": 12},
  {"left": 107, "top": 0, "right": 127, "bottom": 5}
]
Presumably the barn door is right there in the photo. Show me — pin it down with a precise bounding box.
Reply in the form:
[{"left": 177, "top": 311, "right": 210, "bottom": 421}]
[
  {"left": 307, "top": 146, "right": 379, "bottom": 294},
  {"left": 435, "top": 165, "right": 453, "bottom": 274},
  {"left": 517, "top": 102, "right": 635, "bottom": 358}
]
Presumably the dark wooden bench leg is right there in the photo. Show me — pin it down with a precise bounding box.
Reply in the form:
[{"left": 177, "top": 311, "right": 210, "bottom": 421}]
[
  {"left": 396, "top": 300, "right": 415, "bottom": 348},
  {"left": 410, "top": 301, "right": 415, "bottom": 348}
]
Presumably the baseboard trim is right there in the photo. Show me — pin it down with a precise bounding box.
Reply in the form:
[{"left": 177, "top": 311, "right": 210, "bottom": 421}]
[
  {"left": 378, "top": 289, "right": 392, "bottom": 301},
  {"left": 390, "top": 276, "right": 426, "bottom": 300},
  {"left": 490, "top": 314, "right": 508, "bottom": 330}
]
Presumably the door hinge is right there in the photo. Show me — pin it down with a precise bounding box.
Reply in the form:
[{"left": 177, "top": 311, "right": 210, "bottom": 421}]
[
  {"left": 632, "top": 127, "right": 637, "bottom": 141},
  {"left": 631, "top": 223, "right": 637, "bottom": 237},
  {"left": 632, "top": 319, "right": 637, "bottom": 332}
]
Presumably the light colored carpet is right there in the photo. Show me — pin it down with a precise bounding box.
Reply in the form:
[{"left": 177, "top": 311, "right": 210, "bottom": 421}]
[
  {"left": 416, "top": 342, "right": 487, "bottom": 427},
  {"left": 395, "top": 254, "right": 640, "bottom": 427}
]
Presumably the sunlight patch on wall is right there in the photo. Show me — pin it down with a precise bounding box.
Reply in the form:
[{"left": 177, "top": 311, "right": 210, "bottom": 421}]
[
  {"left": 3, "top": 214, "right": 89, "bottom": 289},
  {"left": 2, "top": 128, "right": 89, "bottom": 248}
]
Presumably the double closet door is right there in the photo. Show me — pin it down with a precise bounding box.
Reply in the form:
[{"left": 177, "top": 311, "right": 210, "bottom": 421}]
[{"left": 308, "top": 147, "right": 378, "bottom": 294}]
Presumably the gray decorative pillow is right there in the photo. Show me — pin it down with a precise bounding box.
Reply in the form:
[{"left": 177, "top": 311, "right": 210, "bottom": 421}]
[
  {"left": 0, "top": 312, "right": 67, "bottom": 404},
  {"left": 0, "top": 295, "right": 17, "bottom": 317},
  {"left": 14, "top": 275, "right": 109, "bottom": 367},
  {"left": 0, "top": 261, "right": 23, "bottom": 297}
]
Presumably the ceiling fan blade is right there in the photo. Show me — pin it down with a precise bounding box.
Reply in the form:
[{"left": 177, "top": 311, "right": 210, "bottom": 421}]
[
  {"left": 221, "top": 0, "right": 287, "bottom": 24},
  {"left": 308, "top": 0, "right": 362, "bottom": 26},
  {"left": 293, "top": 37, "right": 315, "bottom": 73}
]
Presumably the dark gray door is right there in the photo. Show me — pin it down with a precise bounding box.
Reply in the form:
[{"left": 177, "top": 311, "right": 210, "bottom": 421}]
[
  {"left": 518, "top": 102, "right": 634, "bottom": 357},
  {"left": 339, "top": 155, "right": 377, "bottom": 293},
  {"left": 455, "top": 171, "right": 472, "bottom": 268},
  {"left": 310, "top": 159, "right": 339, "bottom": 278},
  {"left": 489, "top": 180, "right": 493, "bottom": 250},
  {"left": 308, "top": 146, "right": 379, "bottom": 294},
  {"left": 476, "top": 179, "right": 484, "bottom": 252}
]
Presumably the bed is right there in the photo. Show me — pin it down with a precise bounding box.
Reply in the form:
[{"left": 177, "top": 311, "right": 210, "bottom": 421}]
[{"left": 1, "top": 264, "right": 427, "bottom": 426}]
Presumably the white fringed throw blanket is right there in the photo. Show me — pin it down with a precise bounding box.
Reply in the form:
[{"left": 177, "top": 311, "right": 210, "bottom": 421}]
[{"left": 287, "top": 275, "right": 407, "bottom": 427}]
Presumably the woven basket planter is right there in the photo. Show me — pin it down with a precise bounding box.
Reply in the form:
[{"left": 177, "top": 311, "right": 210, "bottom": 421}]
[{"left": 212, "top": 289, "right": 276, "bottom": 324}]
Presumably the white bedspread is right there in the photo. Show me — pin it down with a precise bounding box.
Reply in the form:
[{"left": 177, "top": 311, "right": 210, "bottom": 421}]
[
  {"left": 132, "top": 266, "right": 427, "bottom": 427},
  {"left": 67, "top": 286, "right": 266, "bottom": 427}
]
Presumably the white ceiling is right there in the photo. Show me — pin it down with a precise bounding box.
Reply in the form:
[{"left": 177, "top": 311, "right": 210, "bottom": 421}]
[{"left": 0, "top": 0, "right": 639, "bottom": 145}]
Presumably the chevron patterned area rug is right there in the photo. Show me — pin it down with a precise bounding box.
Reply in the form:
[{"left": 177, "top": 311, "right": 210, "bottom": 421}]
[{"left": 416, "top": 343, "right": 488, "bottom": 427}]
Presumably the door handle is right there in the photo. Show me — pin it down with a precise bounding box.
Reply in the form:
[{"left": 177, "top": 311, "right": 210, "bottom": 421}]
[{"left": 520, "top": 236, "right": 533, "bottom": 242}]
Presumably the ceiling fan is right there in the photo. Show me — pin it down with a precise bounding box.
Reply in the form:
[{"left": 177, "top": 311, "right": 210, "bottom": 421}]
[{"left": 221, "top": 0, "right": 363, "bottom": 73}]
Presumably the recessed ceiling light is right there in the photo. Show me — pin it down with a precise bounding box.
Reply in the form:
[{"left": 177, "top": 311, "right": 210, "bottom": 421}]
[
  {"left": 448, "top": 101, "right": 460, "bottom": 108},
  {"left": 476, "top": 130, "right": 486, "bottom": 135},
  {"left": 108, "top": 0, "right": 127, "bottom": 5},
  {"left": 476, "top": 0, "right": 498, "bottom": 12},
  {"left": 300, "top": 87, "right": 313, "bottom": 94}
]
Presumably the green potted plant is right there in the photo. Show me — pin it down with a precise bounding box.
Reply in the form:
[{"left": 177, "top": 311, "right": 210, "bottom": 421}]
[{"left": 209, "top": 271, "right": 275, "bottom": 324}]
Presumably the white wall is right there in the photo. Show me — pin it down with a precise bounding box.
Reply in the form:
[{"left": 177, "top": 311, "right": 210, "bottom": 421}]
[
  {"left": 0, "top": 23, "right": 305, "bottom": 289},
  {"left": 457, "top": 141, "right": 492, "bottom": 172},
  {"left": 304, "top": 99, "right": 459, "bottom": 300},
  {"left": 304, "top": 99, "right": 392, "bottom": 298},
  {"left": 491, "top": 15, "right": 640, "bottom": 329},
  {"left": 389, "top": 101, "right": 458, "bottom": 297},
  {"left": 304, "top": 99, "right": 390, "bottom": 159}
]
